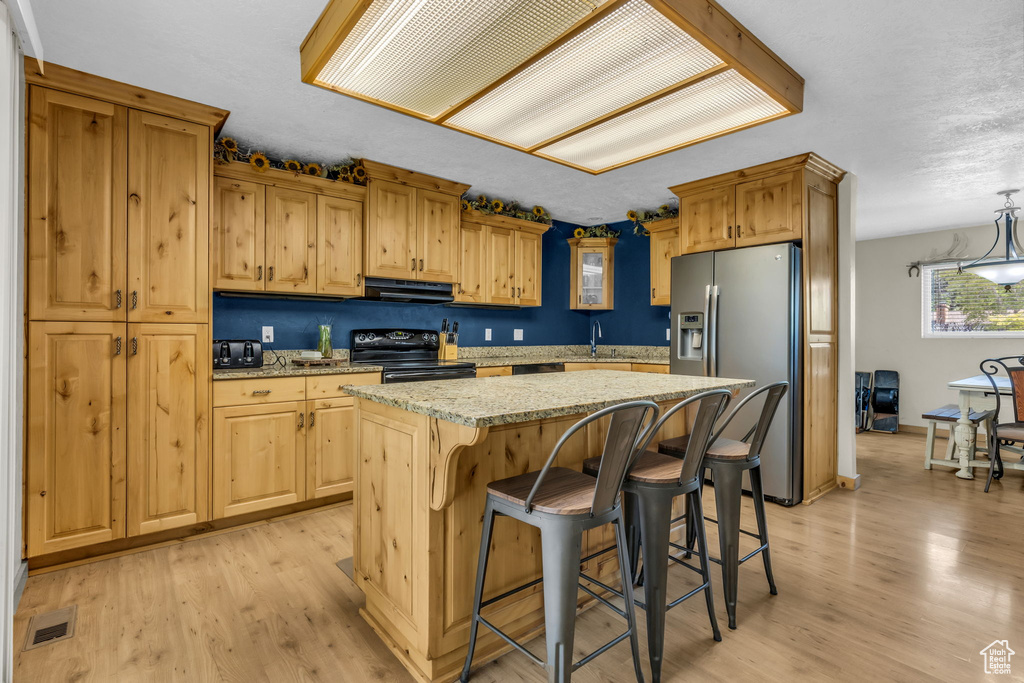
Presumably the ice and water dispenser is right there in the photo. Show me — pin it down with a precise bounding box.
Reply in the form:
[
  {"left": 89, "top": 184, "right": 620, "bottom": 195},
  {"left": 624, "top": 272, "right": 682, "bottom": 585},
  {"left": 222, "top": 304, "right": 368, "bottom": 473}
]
[{"left": 676, "top": 312, "right": 705, "bottom": 362}]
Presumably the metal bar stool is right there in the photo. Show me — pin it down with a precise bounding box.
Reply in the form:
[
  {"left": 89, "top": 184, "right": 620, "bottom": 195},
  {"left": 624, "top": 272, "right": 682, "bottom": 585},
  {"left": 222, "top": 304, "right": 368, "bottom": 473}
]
[
  {"left": 460, "top": 400, "right": 659, "bottom": 683},
  {"left": 980, "top": 356, "right": 1024, "bottom": 492},
  {"left": 658, "top": 381, "right": 788, "bottom": 630},
  {"left": 582, "top": 389, "right": 732, "bottom": 682}
]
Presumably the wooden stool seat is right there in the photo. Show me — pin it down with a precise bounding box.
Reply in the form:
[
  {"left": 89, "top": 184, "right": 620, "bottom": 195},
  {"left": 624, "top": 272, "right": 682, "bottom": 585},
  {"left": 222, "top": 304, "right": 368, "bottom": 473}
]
[
  {"left": 659, "top": 434, "right": 752, "bottom": 461},
  {"left": 922, "top": 404, "right": 993, "bottom": 423},
  {"left": 486, "top": 467, "right": 597, "bottom": 515},
  {"left": 582, "top": 450, "right": 687, "bottom": 484}
]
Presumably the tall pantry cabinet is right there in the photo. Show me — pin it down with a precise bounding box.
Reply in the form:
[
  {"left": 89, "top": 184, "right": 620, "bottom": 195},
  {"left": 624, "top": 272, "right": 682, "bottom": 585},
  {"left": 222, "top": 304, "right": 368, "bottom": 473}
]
[{"left": 24, "top": 63, "right": 227, "bottom": 558}]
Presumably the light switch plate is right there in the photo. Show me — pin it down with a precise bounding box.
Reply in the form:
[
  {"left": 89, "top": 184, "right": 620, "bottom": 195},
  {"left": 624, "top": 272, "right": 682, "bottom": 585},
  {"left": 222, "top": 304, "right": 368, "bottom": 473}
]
[
  {"left": 513, "top": 329, "right": 524, "bottom": 341},
  {"left": 262, "top": 326, "right": 274, "bottom": 343},
  {"left": 666, "top": 328, "right": 671, "bottom": 341},
  {"left": 484, "top": 328, "right": 492, "bottom": 341}
]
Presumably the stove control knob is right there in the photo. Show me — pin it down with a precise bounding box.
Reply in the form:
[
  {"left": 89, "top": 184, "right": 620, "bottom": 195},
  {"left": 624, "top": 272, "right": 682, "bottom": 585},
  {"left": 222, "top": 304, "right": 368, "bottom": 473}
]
[
  {"left": 421, "top": 333, "right": 429, "bottom": 340},
  {"left": 367, "top": 333, "right": 376, "bottom": 341},
  {"left": 431, "top": 334, "right": 438, "bottom": 342},
  {"left": 356, "top": 334, "right": 365, "bottom": 342}
]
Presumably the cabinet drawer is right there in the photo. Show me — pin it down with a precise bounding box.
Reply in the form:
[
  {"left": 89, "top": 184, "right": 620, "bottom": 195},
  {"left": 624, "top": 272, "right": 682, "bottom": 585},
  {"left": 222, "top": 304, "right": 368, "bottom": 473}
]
[
  {"left": 213, "top": 376, "right": 306, "bottom": 407},
  {"left": 564, "top": 362, "right": 630, "bottom": 372},
  {"left": 305, "top": 372, "right": 381, "bottom": 399},
  {"left": 476, "top": 366, "right": 512, "bottom": 378},
  {"left": 631, "top": 363, "right": 669, "bottom": 374}
]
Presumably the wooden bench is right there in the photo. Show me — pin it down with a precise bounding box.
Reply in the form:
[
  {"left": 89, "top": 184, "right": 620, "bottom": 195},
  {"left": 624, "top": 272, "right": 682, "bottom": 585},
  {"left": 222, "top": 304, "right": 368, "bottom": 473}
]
[{"left": 923, "top": 404, "right": 994, "bottom": 470}]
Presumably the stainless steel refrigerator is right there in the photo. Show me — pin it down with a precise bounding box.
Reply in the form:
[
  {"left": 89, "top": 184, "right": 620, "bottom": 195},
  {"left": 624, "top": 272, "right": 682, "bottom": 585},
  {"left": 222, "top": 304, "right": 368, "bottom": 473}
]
[{"left": 670, "top": 244, "right": 802, "bottom": 505}]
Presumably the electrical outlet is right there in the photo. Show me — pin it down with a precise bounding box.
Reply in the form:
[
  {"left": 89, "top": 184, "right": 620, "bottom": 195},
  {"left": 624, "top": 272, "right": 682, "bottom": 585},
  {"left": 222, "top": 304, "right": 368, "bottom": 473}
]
[
  {"left": 666, "top": 328, "right": 671, "bottom": 341},
  {"left": 484, "top": 328, "right": 492, "bottom": 341},
  {"left": 262, "top": 326, "right": 274, "bottom": 344},
  {"left": 513, "top": 329, "right": 524, "bottom": 341}
]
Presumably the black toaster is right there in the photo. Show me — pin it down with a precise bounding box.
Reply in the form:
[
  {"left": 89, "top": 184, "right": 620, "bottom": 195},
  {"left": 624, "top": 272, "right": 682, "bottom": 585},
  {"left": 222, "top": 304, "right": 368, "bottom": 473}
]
[{"left": 213, "top": 339, "right": 264, "bottom": 369}]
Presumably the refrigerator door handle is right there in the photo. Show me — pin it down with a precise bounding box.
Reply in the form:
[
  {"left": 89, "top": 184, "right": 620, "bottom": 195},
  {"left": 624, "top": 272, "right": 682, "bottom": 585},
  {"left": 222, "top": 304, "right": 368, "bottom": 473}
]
[
  {"left": 709, "top": 285, "right": 720, "bottom": 377},
  {"left": 702, "top": 285, "right": 712, "bottom": 376}
]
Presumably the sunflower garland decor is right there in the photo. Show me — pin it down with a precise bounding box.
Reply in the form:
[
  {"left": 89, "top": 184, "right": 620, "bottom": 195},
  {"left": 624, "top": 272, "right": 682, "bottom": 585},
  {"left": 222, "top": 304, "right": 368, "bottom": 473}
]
[
  {"left": 249, "top": 152, "right": 270, "bottom": 173},
  {"left": 461, "top": 199, "right": 471, "bottom": 211},
  {"left": 214, "top": 137, "right": 368, "bottom": 186},
  {"left": 462, "top": 193, "right": 551, "bottom": 224},
  {"left": 573, "top": 227, "right": 585, "bottom": 238},
  {"left": 627, "top": 203, "right": 679, "bottom": 235},
  {"left": 490, "top": 199, "right": 504, "bottom": 213},
  {"left": 573, "top": 224, "right": 621, "bottom": 239},
  {"left": 303, "top": 162, "right": 323, "bottom": 177},
  {"left": 283, "top": 159, "right": 303, "bottom": 173}
]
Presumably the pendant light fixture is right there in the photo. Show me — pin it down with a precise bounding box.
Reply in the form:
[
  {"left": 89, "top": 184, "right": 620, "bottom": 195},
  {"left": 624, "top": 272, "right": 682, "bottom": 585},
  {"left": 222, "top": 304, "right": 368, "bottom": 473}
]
[{"left": 960, "top": 190, "right": 1024, "bottom": 290}]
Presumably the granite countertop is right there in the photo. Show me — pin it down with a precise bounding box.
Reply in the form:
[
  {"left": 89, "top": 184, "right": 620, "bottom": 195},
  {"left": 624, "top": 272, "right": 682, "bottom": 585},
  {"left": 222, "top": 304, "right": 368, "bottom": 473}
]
[
  {"left": 213, "top": 361, "right": 383, "bottom": 380},
  {"left": 465, "top": 355, "right": 668, "bottom": 368},
  {"left": 345, "top": 370, "right": 754, "bottom": 428}
]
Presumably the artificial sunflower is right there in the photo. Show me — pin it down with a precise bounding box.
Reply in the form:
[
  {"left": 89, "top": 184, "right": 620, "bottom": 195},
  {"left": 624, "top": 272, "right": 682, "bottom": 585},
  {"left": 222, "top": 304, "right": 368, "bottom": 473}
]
[
  {"left": 461, "top": 199, "right": 471, "bottom": 212},
  {"left": 626, "top": 210, "right": 638, "bottom": 222},
  {"left": 338, "top": 168, "right": 353, "bottom": 183},
  {"left": 283, "top": 159, "right": 302, "bottom": 173},
  {"left": 491, "top": 199, "right": 504, "bottom": 213},
  {"left": 304, "top": 163, "right": 323, "bottom": 177},
  {"left": 249, "top": 152, "right": 270, "bottom": 172},
  {"left": 476, "top": 194, "right": 487, "bottom": 206},
  {"left": 353, "top": 165, "right": 367, "bottom": 181},
  {"left": 658, "top": 204, "right": 671, "bottom": 215},
  {"left": 532, "top": 205, "right": 545, "bottom": 217},
  {"left": 573, "top": 227, "right": 585, "bottom": 238},
  {"left": 220, "top": 137, "right": 239, "bottom": 153}
]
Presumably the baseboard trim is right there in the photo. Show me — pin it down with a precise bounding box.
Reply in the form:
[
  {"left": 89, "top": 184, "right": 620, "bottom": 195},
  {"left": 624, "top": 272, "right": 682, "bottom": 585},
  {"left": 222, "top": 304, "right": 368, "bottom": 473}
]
[
  {"left": 901, "top": 424, "right": 951, "bottom": 437},
  {"left": 13, "top": 559, "right": 27, "bottom": 610},
  {"left": 837, "top": 474, "right": 861, "bottom": 491}
]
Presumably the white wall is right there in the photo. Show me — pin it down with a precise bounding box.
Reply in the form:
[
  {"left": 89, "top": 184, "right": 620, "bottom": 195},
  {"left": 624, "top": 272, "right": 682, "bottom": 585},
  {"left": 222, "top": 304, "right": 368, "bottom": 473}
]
[
  {"left": 856, "top": 223, "right": 1020, "bottom": 429},
  {"left": 837, "top": 174, "right": 858, "bottom": 481}
]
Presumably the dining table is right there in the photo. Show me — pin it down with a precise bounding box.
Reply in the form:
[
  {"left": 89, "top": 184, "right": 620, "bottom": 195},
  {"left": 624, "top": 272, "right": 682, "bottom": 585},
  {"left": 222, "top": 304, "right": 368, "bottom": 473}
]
[{"left": 947, "top": 374, "right": 1024, "bottom": 479}]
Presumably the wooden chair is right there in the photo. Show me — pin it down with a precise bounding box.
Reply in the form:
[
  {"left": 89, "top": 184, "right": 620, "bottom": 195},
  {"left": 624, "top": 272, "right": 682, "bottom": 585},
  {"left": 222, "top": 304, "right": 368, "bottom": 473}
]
[
  {"left": 980, "top": 357, "right": 1024, "bottom": 492},
  {"left": 922, "top": 404, "right": 993, "bottom": 470}
]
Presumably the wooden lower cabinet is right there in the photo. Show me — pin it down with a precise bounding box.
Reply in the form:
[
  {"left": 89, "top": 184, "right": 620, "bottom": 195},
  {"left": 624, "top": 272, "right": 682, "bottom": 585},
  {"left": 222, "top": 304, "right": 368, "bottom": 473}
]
[
  {"left": 564, "top": 362, "right": 630, "bottom": 371},
  {"left": 307, "top": 397, "right": 356, "bottom": 498},
  {"left": 475, "top": 366, "right": 512, "bottom": 378},
  {"left": 27, "top": 322, "right": 127, "bottom": 556},
  {"left": 127, "top": 324, "right": 210, "bottom": 536},
  {"left": 212, "top": 402, "right": 306, "bottom": 519}
]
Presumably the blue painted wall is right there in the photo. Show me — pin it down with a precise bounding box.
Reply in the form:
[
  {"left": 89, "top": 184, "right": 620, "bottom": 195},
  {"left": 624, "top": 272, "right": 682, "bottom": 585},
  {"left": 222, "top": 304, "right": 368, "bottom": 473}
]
[{"left": 213, "top": 220, "right": 593, "bottom": 349}]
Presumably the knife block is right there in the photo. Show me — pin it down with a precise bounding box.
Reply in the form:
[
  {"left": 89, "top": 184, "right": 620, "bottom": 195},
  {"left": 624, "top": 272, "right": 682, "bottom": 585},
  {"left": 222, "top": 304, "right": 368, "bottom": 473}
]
[{"left": 439, "top": 339, "right": 458, "bottom": 360}]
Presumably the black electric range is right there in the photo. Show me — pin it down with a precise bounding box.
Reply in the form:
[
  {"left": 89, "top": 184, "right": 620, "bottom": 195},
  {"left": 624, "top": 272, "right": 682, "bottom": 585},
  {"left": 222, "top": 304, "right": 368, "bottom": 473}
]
[{"left": 350, "top": 328, "right": 476, "bottom": 384}]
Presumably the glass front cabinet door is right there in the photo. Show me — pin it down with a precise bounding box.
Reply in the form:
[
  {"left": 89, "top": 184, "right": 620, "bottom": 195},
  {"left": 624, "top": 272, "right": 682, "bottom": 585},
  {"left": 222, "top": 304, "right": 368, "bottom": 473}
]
[{"left": 569, "top": 237, "right": 616, "bottom": 310}]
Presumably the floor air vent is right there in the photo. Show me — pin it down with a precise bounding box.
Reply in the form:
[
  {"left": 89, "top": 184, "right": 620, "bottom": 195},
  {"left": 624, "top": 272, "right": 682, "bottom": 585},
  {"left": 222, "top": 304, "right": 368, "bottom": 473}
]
[{"left": 23, "top": 605, "right": 77, "bottom": 651}]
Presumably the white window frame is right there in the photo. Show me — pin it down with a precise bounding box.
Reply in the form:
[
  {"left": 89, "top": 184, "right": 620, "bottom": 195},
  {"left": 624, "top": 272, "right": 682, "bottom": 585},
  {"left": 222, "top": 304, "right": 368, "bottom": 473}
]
[{"left": 921, "top": 262, "right": 1024, "bottom": 339}]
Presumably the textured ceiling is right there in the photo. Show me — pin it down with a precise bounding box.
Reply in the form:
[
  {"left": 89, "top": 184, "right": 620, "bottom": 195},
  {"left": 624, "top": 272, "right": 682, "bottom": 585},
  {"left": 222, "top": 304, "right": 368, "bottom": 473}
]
[{"left": 28, "top": 0, "right": 1024, "bottom": 240}]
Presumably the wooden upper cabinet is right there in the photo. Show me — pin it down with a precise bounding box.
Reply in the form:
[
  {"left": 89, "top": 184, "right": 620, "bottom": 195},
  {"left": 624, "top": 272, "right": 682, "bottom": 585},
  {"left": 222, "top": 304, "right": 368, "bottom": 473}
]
[
  {"left": 569, "top": 238, "right": 616, "bottom": 310},
  {"left": 307, "top": 397, "right": 356, "bottom": 498},
  {"left": 212, "top": 177, "right": 265, "bottom": 291},
  {"left": 265, "top": 187, "right": 317, "bottom": 293},
  {"left": 366, "top": 179, "right": 416, "bottom": 279},
  {"left": 317, "top": 195, "right": 364, "bottom": 296},
  {"left": 127, "top": 324, "right": 209, "bottom": 536},
  {"left": 28, "top": 87, "right": 127, "bottom": 321},
  {"left": 27, "top": 322, "right": 127, "bottom": 556},
  {"left": 416, "top": 190, "right": 459, "bottom": 283},
  {"left": 647, "top": 219, "right": 679, "bottom": 305},
  {"left": 455, "top": 221, "right": 486, "bottom": 303},
  {"left": 515, "top": 230, "right": 542, "bottom": 307},
  {"left": 127, "top": 110, "right": 209, "bottom": 322},
  {"left": 487, "top": 226, "right": 516, "bottom": 305},
  {"left": 735, "top": 171, "right": 802, "bottom": 247},
  {"left": 679, "top": 186, "right": 735, "bottom": 254}
]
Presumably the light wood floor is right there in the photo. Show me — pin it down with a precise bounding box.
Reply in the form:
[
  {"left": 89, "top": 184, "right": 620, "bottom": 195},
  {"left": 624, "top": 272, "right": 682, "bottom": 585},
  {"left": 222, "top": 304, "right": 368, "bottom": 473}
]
[{"left": 13, "top": 432, "right": 1024, "bottom": 682}]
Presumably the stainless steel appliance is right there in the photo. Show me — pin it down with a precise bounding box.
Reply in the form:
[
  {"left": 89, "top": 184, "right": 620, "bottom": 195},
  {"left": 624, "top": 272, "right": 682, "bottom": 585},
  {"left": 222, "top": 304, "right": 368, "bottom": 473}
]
[
  {"left": 512, "top": 362, "right": 564, "bottom": 375},
  {"left": 670, "top": 244, "right": 802, "bottom": 505},
  {"left": 360, "top": 278, "right": 454, "bottom": 304},
  {"left": 350, "top": 328, "right": 476, "bottom": 383},
  {"left": 213, "top": 339, "right": 263, "bottom": 369}
]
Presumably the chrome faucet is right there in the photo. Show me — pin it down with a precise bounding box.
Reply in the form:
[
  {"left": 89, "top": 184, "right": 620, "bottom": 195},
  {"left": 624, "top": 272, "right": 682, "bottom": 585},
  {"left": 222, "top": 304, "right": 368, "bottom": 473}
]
[{"left": 590, "top": 321, "right": 602, "bottom": 357}]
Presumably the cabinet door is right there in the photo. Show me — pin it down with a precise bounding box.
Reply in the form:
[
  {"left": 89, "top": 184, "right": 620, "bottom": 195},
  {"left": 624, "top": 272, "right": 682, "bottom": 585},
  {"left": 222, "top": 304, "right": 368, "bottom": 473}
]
[
  {"left": 573, "top": 247, "right": 613, "bottom": 310},
  {"left": 307, "top": 398, "right": 356, "bottom": 498},
  {"left": 515, "top": 230, "right": 543, "bottom": 307},
  {"left": 317, "top": 195, "right": 364, "bottom": 296},
  {"left": 212, "top": 177, "right": 265, "bottom": 291},
  {"left": 455, "top": 222, "right": 486, "bottom": 303},
  {"left": 127, "top": 324, "right": 209, "bottom": 536},
  {"left": 212, "top": 402, "right": 306, "bottom": 518},
  {"left": 649, "top": 227, "right": 679, "bottom": 305},
  {"left": 679, "top": 186, "right": 735, "bottom": 254},
  {"left": 127, "top": 110, "right": 210, "bottom": 322},
  {"left": 486, "top": 226, "right": 516, "bottom": 305},
  {"left": 265, "top": 187, "right": 317, "bottom": 293},
  {"left": 366, "top": 180, "right": 416, "bottom": 279},
  {"left": 735, "top": 171, "right": 802, "bottom": 247},
  {"left": 27, "top": 322, "right": 126, "bottom": 556},
  {"left": 28, "top": 87, "right": 127, "bottom": 321},
  {"left": 416, "top": 190, "right": 459, "bottom": 283}
]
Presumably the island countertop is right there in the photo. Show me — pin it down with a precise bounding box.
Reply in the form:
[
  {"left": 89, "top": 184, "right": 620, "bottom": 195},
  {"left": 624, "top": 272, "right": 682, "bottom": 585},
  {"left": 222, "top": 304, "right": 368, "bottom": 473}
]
[{"left": 345, "top": 370, "right": 754, "bottom": 428}]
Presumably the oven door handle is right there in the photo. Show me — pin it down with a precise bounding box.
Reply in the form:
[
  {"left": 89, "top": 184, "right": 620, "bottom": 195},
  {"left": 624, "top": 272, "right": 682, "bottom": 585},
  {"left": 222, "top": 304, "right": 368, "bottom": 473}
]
[{"left": 384, "top": 369, "right": 476, "bottom": 383}]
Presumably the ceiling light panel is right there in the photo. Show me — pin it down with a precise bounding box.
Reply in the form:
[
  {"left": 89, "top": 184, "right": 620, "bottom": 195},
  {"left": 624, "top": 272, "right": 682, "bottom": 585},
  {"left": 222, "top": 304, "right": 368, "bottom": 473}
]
[
  {"left": 446, "top": 0, "right": 723, "bottom": 149},
  {"left": 537, "top": 69, "right": 787, "bottom": 171},
  {"left": 316, "top": 0, "right": 612, "bottom": 118}
]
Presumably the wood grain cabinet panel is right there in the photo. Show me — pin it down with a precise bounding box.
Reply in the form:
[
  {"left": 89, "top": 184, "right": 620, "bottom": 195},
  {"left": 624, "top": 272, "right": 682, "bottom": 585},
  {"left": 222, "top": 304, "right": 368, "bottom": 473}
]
[
  {"left": 212, "top": 177, "right": 265, "bottom": 291},
  {"left": 306, "top": 398, "right": 356, "bottom": 498},
  {"left": 28, "top": 87, "right": 127, "bottom": 321},
  {"left": 680, "top": 186, "right": 735, "bottom": 254},
  {"left": 212, "top": 402, "right": 306, "bottom": 519},
  {"left": 316, "top": 195, "right": 363, "bottom": 296},
  {"left": 366, "top": 179, "right": 416, "bottom": 279},
  {"left": 417, "top": 190, "right": 459, "bottom": 283},
  {"left": 127, "top": 324, "right": 209, "bottom": 536},
  {"left": 735, "top": 171, "right": 802, "bottom": 247},
  {"left": 27, "top": 322, "right": 127, "bottom": 556},
  {"left": 647, "top": 221, "right": 679, "bottom": 305},
  {"left": 455, "top": 222, "right": 486, "bottom": 303},
  {"left": 515, "top": 230, "right": 542, "bottom": 307},
  {"left": 265, "top": 187, "right": 317, "bottom": 293},
  {"left": 127, "top": 110, "right": 209, "bottom": 322},
  {"left": 486, "top": 226, "right": 516, "bottom": 305}
]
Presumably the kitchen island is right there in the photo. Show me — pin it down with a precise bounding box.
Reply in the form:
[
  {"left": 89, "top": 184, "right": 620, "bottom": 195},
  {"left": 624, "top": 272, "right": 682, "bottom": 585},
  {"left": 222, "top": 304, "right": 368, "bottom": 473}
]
[{"left": 345, "top": 370, "right": 754, "bottom": 682}]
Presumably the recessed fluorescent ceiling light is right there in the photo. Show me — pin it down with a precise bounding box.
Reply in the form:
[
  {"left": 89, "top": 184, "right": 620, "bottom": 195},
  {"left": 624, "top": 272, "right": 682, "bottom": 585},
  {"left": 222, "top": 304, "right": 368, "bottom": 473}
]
[{"left": 302, "top": 0, "right": 803, "bottom": 173}]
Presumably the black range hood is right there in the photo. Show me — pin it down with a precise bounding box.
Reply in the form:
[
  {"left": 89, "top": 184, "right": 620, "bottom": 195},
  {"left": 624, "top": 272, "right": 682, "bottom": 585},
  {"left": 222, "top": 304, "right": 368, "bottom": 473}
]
[{"left": 360, "top": 277, "right": 454, "bottom": 304}]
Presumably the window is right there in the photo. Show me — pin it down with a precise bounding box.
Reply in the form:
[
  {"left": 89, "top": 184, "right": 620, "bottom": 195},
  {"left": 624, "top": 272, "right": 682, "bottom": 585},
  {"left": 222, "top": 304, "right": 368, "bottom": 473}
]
[{"left": 922, "top": 262, "right": 1024, "bottom": 337}]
